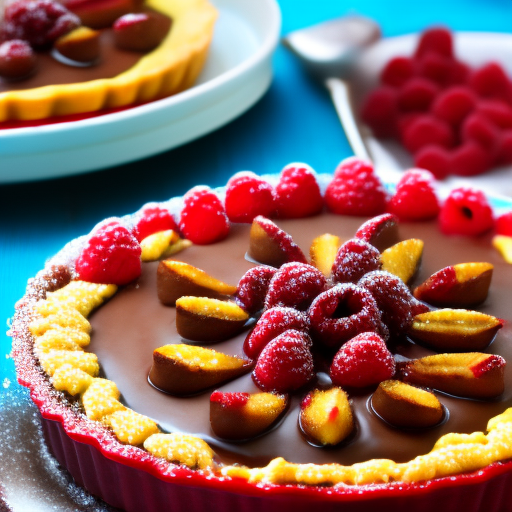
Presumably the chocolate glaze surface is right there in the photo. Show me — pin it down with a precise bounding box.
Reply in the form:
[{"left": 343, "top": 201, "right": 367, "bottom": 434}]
[{"left": 89, "top": 214, "right": 512, "bottom": 468}]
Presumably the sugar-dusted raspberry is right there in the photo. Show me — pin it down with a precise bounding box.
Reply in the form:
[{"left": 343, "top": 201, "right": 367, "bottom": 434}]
[
  {"left": 398, "top": 77, "right": 439, "bottom": 112},
  {"left": 417, "top": 53, "right": 452, "bottom": 86},
  {"left": 132, "top": 204, "right": 179, "bottom": 242},
  {"left": 414, "top": 145, "right": 451, "bottom": 180},
  {"left": 330, "top": 332, "right": 395, "bottom": 388},
  {"left": 380, "top": 57, "right": 416, "bottom": 87},
  {"left": 235, "top": 265, "right": 277, "bottom": 314},
  {"left": 75, "top": 221, "right": 142, "bottom": 286},
  {"left": 388, "top": 169, "right": 440, "bottom": 221},
  {"left": 476, "top": 99, "right": 512, "bottom": 129},
  {"left": 252, "top": 329, "right": 314, "bottom": 393},
  {"left": 360, "top": 86, "right": 398, "bottom": 138},
  {"left": 3, "top": 0, "right": 80, "bottom": 48},
  {"left": 179, "top": 186, "right": 230, "bottom": 245},
  {"left": 432, "top": 86, "right": 477, "bottom": 127},
  {"left": 414, "top": 27, "right": 454, "bottom": 59},
  {"left": 496, "top": 211, "right": 512, "bottom": 237},
  {"left": 243, "top": 307, "right": 309, "bottom": 359},
  {"left": 308, "top": 283, "right": 387, "bottom": 349},
  {"left": 469, "top": 62, "right": 512, "bottom": 104},
  {"left": 402, "top": 114, "right": 455, "bottom": 154},
  {"left": 495, "top": 130, "right": 512, "bottom": 166},
  {"left": 325, "top": 158, "right": 388, "bottom": 217},
  {"left": 265, "top": 262, "right": 326, "bottom": 311},
  {"left": 439, "top": 187, "right": 494, "bottom": 236},
  {"left": 359, "top": 270, "right": 427, "bottom": 338},
  {"left": 331, "top": 238, "right": 381, "bottom": 284},
  {"left": 274, "top": 164, "right": 323, "bottom": 218},
  {"left": 450, "top": 142, "right": 492, "bottom": 177},
  {"left": 225, "top": 171, "right": 275, "bottom": 223},
  {"left": 0, "top": 39, "right": 37, "bottom": 79}
]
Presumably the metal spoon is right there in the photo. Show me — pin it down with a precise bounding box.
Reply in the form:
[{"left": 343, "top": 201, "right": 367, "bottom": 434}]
[{"left": 282, "top": 16, "right": 381, "bottom": 161}]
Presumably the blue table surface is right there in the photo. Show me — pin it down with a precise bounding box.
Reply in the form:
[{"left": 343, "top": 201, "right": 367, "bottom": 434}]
[{"left": 1, "top": 0, "right": 511, "bottom": 413}]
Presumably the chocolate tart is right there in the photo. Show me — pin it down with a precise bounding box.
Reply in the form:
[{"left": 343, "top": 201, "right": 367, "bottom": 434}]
[
  {"left": 9, "top": 171, "right": 512, "bottom": 512},
  {"left": 0, "top": 0, "right": 217, "bottom": 122}
]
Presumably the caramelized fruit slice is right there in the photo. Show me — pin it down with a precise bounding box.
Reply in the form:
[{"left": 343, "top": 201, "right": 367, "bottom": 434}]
[
  {"left": 210, "top": 391, "right": 288, "bottom": 440},
  {"left": 157, "top": 260, "right": 236, "bottom": 306},
  {"left": 372, "top": 380, "right": 444, "bottom": 428},
  {"left": 398, "top": 353, "right": 506, "bottom": 398},
  {"left": 413, "top": 262, "right": 493, "bottom": 307},
  {"left": 175, "top": 297, "right": 249, "bottom": 342},
  {"left": 409, "top": 309, "right": 503, "bottom": 351},
  {"left": 380, "top": 239, "right": 424, "bottom": 284},
  {"left": 54, "top": 26, "right": 100, "bottom": 63},
  {"left": 140, "top": 229, "right": 181, "bottom": 262},
  {"left": 354, "top": 213, "right": 400, "bottom": 252},
  {"left": 149, "top": 344, "right": 252, "bottom": 395},
  {"left": 248, "top": 216, "right": 307, "bottom": 267},
  {"left": 310, "top": 234, "right": 341, "bottom": 277},
  {"left": 299, "top": 387, "right": 354, "bottom": 446},
  {"left": 493, "top": 235, "right": 512, "bottom": 264}
]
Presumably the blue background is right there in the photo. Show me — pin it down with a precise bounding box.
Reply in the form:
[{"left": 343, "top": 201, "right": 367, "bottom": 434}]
[{"left": 1, "top": 0, "right": 511, "bottom": 386}]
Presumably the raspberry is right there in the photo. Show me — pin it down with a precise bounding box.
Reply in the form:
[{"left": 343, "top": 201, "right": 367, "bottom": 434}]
[
  {"left": 496, "top": 212, "right": 512, "bottom": 237},
  {"left": 358, "top": 271, "right": 427, "bottom": 338},
  {"left": 330, "top": 332, "right": 395, "bottom": 388},
  {"left": 275, "top": 164, "right": 323, "bottom": 218},
  {"left": 470, "top": 62, "right": 512, "bottom": 103},
  {"left": 476, "top": 99, "right": 512, "bottom": 129},
  {"left": 398, "top": 77, "right": 440, "bottom": 112},
  {"left": 3, "top": 0, "right": 80, "bottom": 48},
  {"left": 450, "top": 142, "right": 492, "bottom": 177},
  {"left": 75, "top": 221, "right": 141, "bottom": 285},
  {"left": 414, "top": 145, "right": 451, "bottom": 180},
  {"left": 0, "top": 39, "right": 37, "bottom": 79},
  {"left": 331, "top": 238, "right": 381, "bottom": 284},
  {"left": 132, "top": 204, "right": 179, "bottom": 242},
  {"left": 252, "top": 330, "right": 314, "bottom": 393},
  {"left": 388, "top": 169, "right": 440, "bottom": 221},
  {"left": 414, "top": 27, "right": 454, "bottom": 59},
  {"left": 439, "top": 187, "right": 494, "bottom": 236},
  {"left": 360, "top": 86, "right": 398, "bottom": 138},
  {"left": 402, "top": 114, "right": 455, "bottom": 153},
  {"left": 224, "top": 172, "right": 275, "bottom": 223},
  {"left": 354, "top": 213, "right": 399, "bottom": 252},
  {"left": 417, "top": 53, "right": 452, "bottom": 86},
  {"left": 235, "top": 265, "right": 277, "bottom": 314},
  {"left": 179, "top": 186, "right": 230, "bottom": 245},
  {"left": 447, "top": 61, "right": 471, "bottom": 86},
  {"left": 264, "top": 262, "right": 326, "bottom": 311},
  {"left": 495, "top": 130, "right": 512, "bottom": 165},
  {"left": 325, "top": 158, "right": 388, "bottom": 216},
  {"left": 380, "top": 57, "right": 416, "bottom": 87},
  {"left": 461, "top": 112, "right": 501, "bottom": 150},
  {"left": 243, "top": 307, "right": 309, "bottom": 359},
  {"left": 396, "top": 112, "right": 423, "bottom": 140},
  {"left": 432, "top": 86, "right": 477, "bottom": 127},
  {"left": 308, "top": 283, "right": 387, "bottom": 349}
]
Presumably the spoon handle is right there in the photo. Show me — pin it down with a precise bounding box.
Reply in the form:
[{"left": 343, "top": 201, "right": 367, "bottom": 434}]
[{"left": 325, "top": 77, "right": 372, "bottom": 162}]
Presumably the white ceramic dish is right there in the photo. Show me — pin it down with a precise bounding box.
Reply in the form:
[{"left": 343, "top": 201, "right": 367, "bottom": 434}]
[
  {"left": 0, "top": 0, "right": 281, "bottom": 184},
  {"left": 352, "top": 32, "right": 512, "bottom": 199}
]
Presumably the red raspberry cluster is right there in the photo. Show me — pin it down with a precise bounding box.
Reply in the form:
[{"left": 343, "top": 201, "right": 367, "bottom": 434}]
[{"left": 361, "top": 27, "right": 512, "bottom": 179}]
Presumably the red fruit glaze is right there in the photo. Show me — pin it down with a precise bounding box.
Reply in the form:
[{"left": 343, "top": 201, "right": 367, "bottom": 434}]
[
  {"left": 398, "top": 78, "right": 440, "bottom": 112},
  {"left": 330, "top": 332, "right": 395, "bottom": 388},
  {"left": 414, "top": 27, "right": 454, "bottom": 59},
  {"left": 388, "top": 169, "right": 440, "bottom": 221},
  {"left": 496, "top": 211, "right": 512, "bottom": 237},
  {"left": 380, "top": 57, "right": 416, "bottom": 88},
  {"left": 132, "top": 205, "right": 179, "bottom": 242},
  {"left": 308, "top": 283, "right": 387, "bottom": 349},
  {"left": 3, "top": 0, "right": 80, "bottom": 48},
  {"left": 402, "top": 115, "right": 455, "bottom": 153},
  {"left": 325, "top": 158, "right": 388, "bottom": 217},
  {"left": 275, "top": 165, "right": 323, "bottom": 219},
  {"left": 235, "top": 265, "right": 277, "bottom": 314},
  {"left": 439, "top": 187, "right": 495, "bottom": 236},
  {"left": 414, "top": 145, "right": 451, "bottom": 180},
  {"left": 450, "top": 142, "right": 492, "bottom": 177},
  {"left": 179, "top": 186, "right": 230, "bottom": 245},
  {"left": 471, "top": 355, "right": 506, "bottom": 379},
  {"left": 252, "top": 330, "right": 314, "bottom": 393},
  {"left": 75, "top": 221, "right": 142, "bottom": 285},
  {"left": 432, "top": 87, "right": 477, "bottom": 127},
  {"left": 243, "top": 307, "right": 309, "bottom": 359},
  {"left": 113, "top": 12, "right": 147, "bottom": 29},
  {"left": 360, "top": 86, "right": 398, "bottom": 138},
  {"left": 265, "top": 262, "right": 326, "bottom": 311},
  {"left": 210, "top": 391, "right": 250, "bottom": 408},
  {"left": 225, "top": 172, "right": 275, "bottom": 223},
  {"left": 331, "top": 238, "right": 381, "bottom": 284}
]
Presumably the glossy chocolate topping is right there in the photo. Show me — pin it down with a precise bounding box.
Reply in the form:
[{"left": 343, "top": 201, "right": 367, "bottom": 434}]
[{"left": 89, "top": 214, "right": 512, "bottom": 468}]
